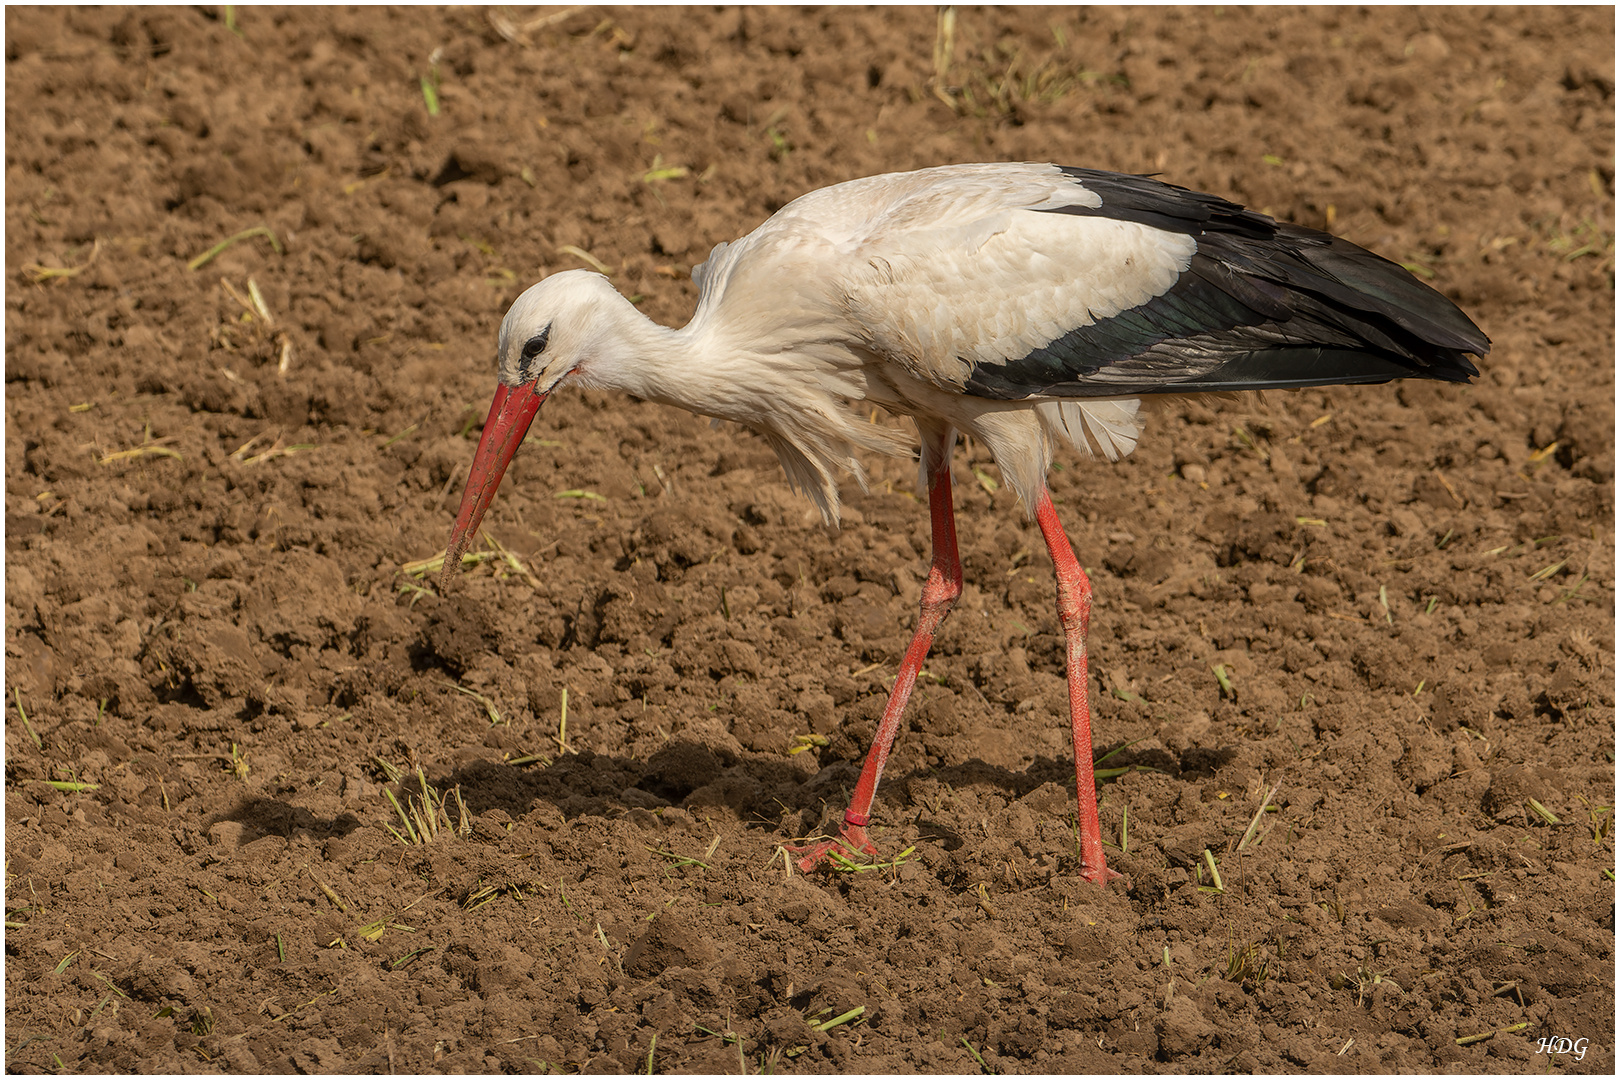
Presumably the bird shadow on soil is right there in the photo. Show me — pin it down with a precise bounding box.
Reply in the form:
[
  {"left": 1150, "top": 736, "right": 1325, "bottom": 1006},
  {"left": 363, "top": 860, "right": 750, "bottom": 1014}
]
[
  {"left": 207, "top": 798, "right": 365, "bottom": 848},
  {"left": 445, "top": 747, "right": 828, "bottom": 831},
  {"left": 431, "top": 741, "right": 1239, "bottom": 846},
  {"left": 908, "top": 743, "right": 1235, "bottom": 801}
]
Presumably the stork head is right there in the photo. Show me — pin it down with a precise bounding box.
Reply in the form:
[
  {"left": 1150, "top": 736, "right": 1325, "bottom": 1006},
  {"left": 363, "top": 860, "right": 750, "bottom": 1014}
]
[
  {"left": 441, "top": 270, "right": 612, "bottom": 587},
  {"left": 494, "top": 270, "right": 619, "bottom": 391}
]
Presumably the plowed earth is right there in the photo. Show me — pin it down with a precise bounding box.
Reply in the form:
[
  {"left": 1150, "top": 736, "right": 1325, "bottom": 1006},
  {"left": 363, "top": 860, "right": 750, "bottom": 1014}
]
[{"left": 4, "top": 5, "right": 1615, "bottom": 1074}]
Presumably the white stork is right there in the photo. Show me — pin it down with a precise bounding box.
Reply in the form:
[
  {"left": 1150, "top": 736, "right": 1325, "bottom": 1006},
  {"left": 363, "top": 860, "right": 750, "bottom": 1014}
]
[{"left": 442, "top": 162, "right": 1488, "bottom": 885}]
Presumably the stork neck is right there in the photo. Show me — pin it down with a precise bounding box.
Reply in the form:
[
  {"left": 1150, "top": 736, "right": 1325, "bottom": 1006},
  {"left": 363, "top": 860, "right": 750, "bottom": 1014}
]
[
  {"left": 572, "top": 292, "right": 700, "bottom": 405},
  {"left": 574, "top": 282, "right": 851, "bottom": 429}
]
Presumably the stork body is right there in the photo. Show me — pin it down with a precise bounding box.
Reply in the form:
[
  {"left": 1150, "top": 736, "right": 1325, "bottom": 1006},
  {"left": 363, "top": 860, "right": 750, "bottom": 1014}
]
[{"left": 445, "top": 163, "right": 1488, "bottom": 885}]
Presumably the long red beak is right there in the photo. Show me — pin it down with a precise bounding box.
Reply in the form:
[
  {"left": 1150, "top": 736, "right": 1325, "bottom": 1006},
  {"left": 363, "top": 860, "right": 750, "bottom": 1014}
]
[{"left": 441, "top": 381, "right": 546, "bottom": 588}]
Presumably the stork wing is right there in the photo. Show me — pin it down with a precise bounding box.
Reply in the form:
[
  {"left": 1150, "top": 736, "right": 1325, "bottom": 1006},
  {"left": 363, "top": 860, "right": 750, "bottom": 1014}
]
[{"left": 827, "top": 165, "right": 1488, "bottom": 400}]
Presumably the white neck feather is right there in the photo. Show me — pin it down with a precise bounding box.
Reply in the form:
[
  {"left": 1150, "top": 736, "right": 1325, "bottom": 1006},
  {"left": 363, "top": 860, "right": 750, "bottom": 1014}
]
[
  {"left": 567, "top": 286, "right": 911, "bottom": 523},
  {"left": 567, "top": 291, "right": 696, "bottom": 406}
]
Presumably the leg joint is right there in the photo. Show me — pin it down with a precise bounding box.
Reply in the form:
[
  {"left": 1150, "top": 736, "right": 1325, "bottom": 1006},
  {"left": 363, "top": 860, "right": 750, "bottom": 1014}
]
[
  {"left": 920, "top": 571, "right": 962, "bottom": 612},
  {"left": 1058, "top": 594, "right": 1090, "bottom": 631}
]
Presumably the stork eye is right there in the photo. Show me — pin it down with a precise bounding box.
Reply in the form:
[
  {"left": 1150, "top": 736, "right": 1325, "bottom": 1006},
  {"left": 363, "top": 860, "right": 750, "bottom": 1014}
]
[{"left": 521, "top": 326, "right": 551, "bottom": 360}]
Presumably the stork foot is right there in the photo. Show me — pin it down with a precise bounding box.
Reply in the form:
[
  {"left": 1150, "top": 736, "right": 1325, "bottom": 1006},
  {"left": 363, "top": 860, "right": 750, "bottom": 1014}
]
[
  {"left": 1079, "top": 862, "right": 1125, "bottom": 887},
  {"left": 789, "top": 822, "right": 879, "bottom": 872}
]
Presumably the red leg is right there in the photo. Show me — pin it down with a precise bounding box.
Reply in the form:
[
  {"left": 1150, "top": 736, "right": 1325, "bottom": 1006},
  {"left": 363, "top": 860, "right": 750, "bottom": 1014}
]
[
  {"left": 796, "top": 443, "right": 963, "bottom": 870},
  {"left": 1035, "top": 490, "right": 1123, "bottom": 886}
]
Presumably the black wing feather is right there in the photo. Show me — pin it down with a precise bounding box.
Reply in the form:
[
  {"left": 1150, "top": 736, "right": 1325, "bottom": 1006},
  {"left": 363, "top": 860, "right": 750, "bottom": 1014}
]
[{"left": 963, "top": 168, "right": 1488, "bottom": 401}]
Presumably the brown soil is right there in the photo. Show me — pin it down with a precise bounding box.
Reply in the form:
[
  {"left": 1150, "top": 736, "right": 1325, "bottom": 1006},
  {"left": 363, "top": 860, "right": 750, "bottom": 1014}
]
[{"left": 5, "top": 5, "right": 1614, "bottom": 1074}]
